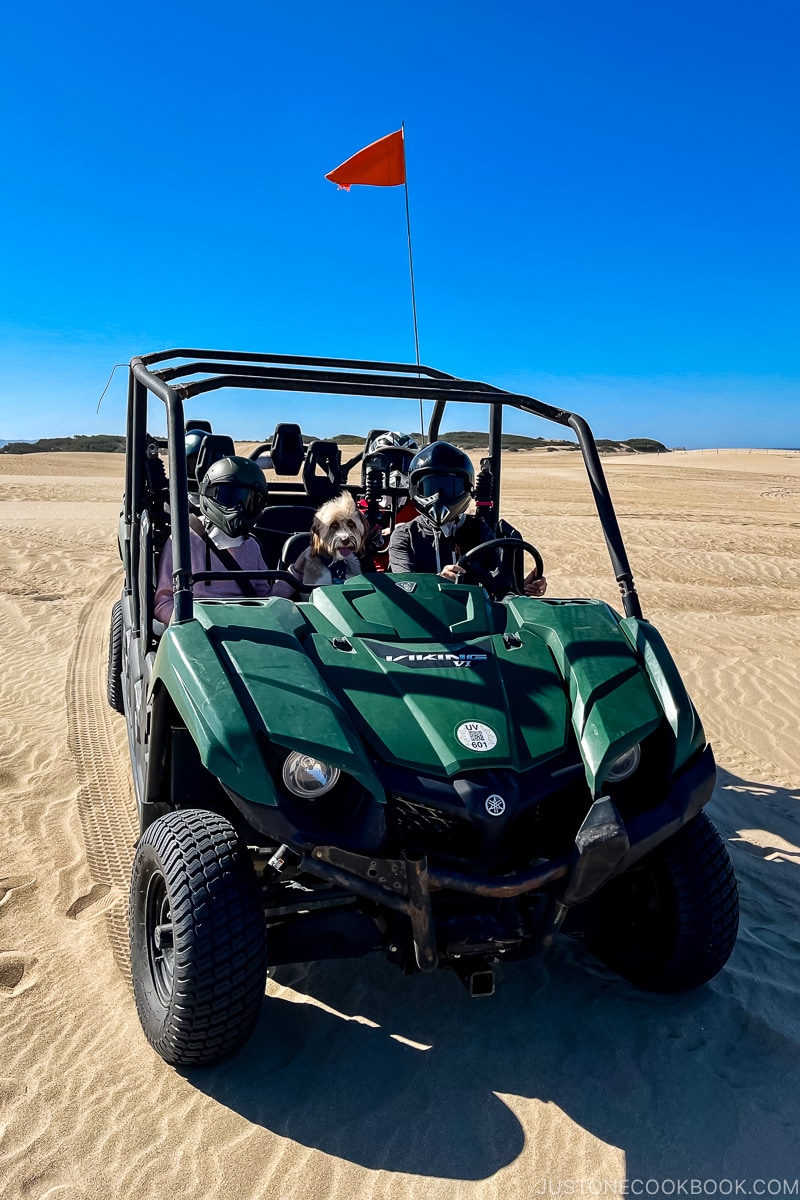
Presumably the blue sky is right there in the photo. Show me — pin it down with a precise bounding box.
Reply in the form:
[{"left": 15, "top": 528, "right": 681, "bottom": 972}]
[{"left": 1, "top": 0, "right": 798, "bottom": 447}]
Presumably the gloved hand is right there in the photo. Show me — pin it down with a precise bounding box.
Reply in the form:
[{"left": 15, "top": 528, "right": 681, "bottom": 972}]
[{"left": 523, "top": 571, "right": 547, "bottom": 597}]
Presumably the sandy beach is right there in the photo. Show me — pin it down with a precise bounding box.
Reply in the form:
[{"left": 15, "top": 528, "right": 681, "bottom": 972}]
[{"left": 1, "top": 447, "right": 799, "bottom": 1199}]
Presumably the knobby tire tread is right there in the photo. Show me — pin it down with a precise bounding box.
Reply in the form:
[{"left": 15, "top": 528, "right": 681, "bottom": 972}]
[
  {"left": 106, "top": 598, "right": 124, "bottom": 714},
  {"left": 130, "top": 809, "right": 267, "bottom": 1066}
]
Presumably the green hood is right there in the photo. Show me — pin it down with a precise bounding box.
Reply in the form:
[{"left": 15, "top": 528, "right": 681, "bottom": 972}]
[{"left": 152, "top": 573, "right": 704, "bottom": 806}]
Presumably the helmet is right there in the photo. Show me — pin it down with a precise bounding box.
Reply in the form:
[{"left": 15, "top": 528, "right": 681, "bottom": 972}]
[
  {"left": 185, "top": 429, "right": 206, "bottom": 486},
  {"left": 363, "top": 431, "right": 418, "bottom": 489},
  {"left": 408, "top": 441, "right": 474, "bottom": 528},
  {"left": 198, "top": 456, "right": 268, "bottom": 537}
]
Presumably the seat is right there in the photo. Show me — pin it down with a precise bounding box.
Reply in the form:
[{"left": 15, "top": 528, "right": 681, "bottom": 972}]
[
  {"left": 253, "top": 505, "right": 316, "bottom": 567},
  {"left": 195, "top": 434, "right": 236, "bottom": 484},
  {"left": 270, "top": 423, "right": 305, "bottom": 476},
  {"left": 279, "top": 532, "right": 311, "bottom": 572},
  {"left": 303, "top": 440, "right": 342, "bottom": 506}
]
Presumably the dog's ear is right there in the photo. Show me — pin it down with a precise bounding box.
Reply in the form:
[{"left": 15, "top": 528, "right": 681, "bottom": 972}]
[{"left": 310, "top": 518, "right": 325, "bottom": 557}]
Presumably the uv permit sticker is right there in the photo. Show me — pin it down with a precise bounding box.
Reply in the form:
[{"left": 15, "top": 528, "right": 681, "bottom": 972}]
[{"left": 456, "top": 721, "right": 498, "bottom": 753}]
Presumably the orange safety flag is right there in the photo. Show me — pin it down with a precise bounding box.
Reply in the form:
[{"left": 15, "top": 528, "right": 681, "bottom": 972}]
[{"left": 325, "top": 129, "right": 406, "bottom": 190}]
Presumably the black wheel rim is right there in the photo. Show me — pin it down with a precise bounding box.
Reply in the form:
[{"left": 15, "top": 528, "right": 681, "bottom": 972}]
[{"left": 145, "top": 870, "right": 175, "bottom": 1007}]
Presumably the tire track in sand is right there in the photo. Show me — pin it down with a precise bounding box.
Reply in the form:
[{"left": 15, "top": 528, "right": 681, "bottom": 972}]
[{"left": 66, "top": 574, "right": 137, "bottom": 977}]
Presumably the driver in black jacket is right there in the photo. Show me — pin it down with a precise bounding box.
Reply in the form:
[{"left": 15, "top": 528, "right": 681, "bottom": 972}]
[{"left": 388, "top": 441, "right": 547, "bottom": 596}]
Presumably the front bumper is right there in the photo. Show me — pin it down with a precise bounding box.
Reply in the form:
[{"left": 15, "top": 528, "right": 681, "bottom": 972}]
[{"left": 299, "top": 744, "right": 717, "bottom": 969}]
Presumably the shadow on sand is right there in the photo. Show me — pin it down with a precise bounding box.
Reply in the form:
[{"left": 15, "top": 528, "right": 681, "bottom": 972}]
[{"left": 186, "top": 768, "right": 800, "bottom": 1180}]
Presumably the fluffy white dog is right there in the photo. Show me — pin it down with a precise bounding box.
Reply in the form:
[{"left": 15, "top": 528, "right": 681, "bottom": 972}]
[{"left": 288, "top": 492, "right": 370, "bottom": 588}]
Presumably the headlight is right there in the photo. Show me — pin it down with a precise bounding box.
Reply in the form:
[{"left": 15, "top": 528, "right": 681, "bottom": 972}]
[
  {"left": 605, "top": 743, "right": 641, "bottom": 783},
  {"left": 282, "top": 751, "right": 341, "bottom": 799}
]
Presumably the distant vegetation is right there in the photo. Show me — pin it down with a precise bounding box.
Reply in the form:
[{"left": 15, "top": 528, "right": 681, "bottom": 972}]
[
  {"left": 331, "top": 432, "right": 669, "bottom": 453},
  {"left": 0, "top": 431, "right": 668, "bottom": 455},
  {"left": 621, "top": 438, "right": 669, "bottom": 453},
  {"left": 0, "top": 434, "right": 126, "bottom": 454}
]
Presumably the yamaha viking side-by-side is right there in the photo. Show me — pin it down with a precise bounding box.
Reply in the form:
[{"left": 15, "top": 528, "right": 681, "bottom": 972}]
[{"left": 108, "top": 350, "right": 738, "bottom": 1066}]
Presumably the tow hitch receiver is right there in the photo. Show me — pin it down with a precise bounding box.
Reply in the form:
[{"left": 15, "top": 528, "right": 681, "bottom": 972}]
[{"left": 455, "top": 956, "right": 496, "bottom": 997}]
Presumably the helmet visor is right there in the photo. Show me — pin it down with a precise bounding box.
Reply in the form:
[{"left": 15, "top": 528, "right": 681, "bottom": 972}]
[
  {"left": 415, "top": 473, "right": 469, "bottom": 502},
  {"left": 205, "top": 482, "right": 265, "bottom": 514}
]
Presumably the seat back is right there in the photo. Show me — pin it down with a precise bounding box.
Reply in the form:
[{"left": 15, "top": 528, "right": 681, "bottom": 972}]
[
  {"left": 195, "top": 434, "right": 236, "bottom": 484},
  {"left": 279, "top": 532, "right": 311, "bottom": 572},
  {"left": 303, "top": 440, "right": 342, "bottom": 506},
  {"left": 270, "top": 423, "right": 305, "bottom": 476},
  {"left": 253, "top": 505, "right": 316, "bottom": 567}
]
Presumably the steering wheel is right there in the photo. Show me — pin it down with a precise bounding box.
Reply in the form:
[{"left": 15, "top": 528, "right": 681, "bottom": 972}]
[{"left": 456, "top": 537, "right": 544, "bottom": 593}]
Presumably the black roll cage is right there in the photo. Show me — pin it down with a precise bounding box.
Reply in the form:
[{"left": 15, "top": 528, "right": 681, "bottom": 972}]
[{"left": 125, "top": 349, "right": 642, "bottom": 625}]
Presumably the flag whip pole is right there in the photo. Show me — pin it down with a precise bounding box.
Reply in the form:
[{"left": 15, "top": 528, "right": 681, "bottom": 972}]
[{"left": 401, "top": 123, "right": 425, "bottom": 444}]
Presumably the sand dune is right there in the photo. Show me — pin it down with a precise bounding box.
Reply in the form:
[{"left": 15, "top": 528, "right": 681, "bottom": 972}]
[{"left": 1, "top": 449, "right": 799, "bottom": 1198}]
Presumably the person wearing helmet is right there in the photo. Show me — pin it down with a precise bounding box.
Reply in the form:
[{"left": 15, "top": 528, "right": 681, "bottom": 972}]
[
  {"left": 154, "top": 456, "right": 293, "bottom": 624},
  {"left": 362, "top": 432, "right": 418, "bottom": 495},
  {"left": 359, "top": 431, "right": 419, "bottom": 570},
  {"left": 388, "top": 441, "right": 547, "bottom": 596}
]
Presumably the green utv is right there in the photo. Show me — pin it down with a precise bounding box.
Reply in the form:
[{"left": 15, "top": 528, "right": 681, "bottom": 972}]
[{"left": 109, "top": 350, "right": 738, "bottom": 1066}]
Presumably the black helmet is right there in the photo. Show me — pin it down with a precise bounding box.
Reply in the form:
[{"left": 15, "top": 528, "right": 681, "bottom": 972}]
[
  {"left": 198, "top": 456, "right": 268, "bottom": 537},
  {"left": 408, "top": 441, "right": 474, "bottom": 528},
  {"left": 363, "top": 431, "right": 419, "bottom": 490},
  {"left": 185, "top": 429, "right": 206, "bottom": 486}
]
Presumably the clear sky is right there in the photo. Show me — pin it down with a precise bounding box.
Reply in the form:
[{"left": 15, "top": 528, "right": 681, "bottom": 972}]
[{"left": 1, "top": 0, "right": 798, "bottom": 447}]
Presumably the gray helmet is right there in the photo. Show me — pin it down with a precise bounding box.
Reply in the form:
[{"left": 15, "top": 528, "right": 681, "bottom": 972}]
[
  {"left": 198, "top": 456, "right": 268, "bottom": 537},
  {"left": 363, "top": 431, "right": 418, "bottom": 490},
  {"left": 408, "top": 440, "right": 474, "bottom": 528}
]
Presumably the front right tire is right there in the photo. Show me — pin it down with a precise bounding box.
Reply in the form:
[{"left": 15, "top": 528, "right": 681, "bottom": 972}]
[
  {"left": 583, "top": 810, "right": 739, "bottom": 992},
  {"left": 129, "top": 809, "right": 267, "bottom": 1065}
]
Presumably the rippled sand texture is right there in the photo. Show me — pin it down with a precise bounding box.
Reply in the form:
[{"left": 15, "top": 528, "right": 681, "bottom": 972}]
[{"left": 0, "top": 448, "right": 798, "bottom": 1200}]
